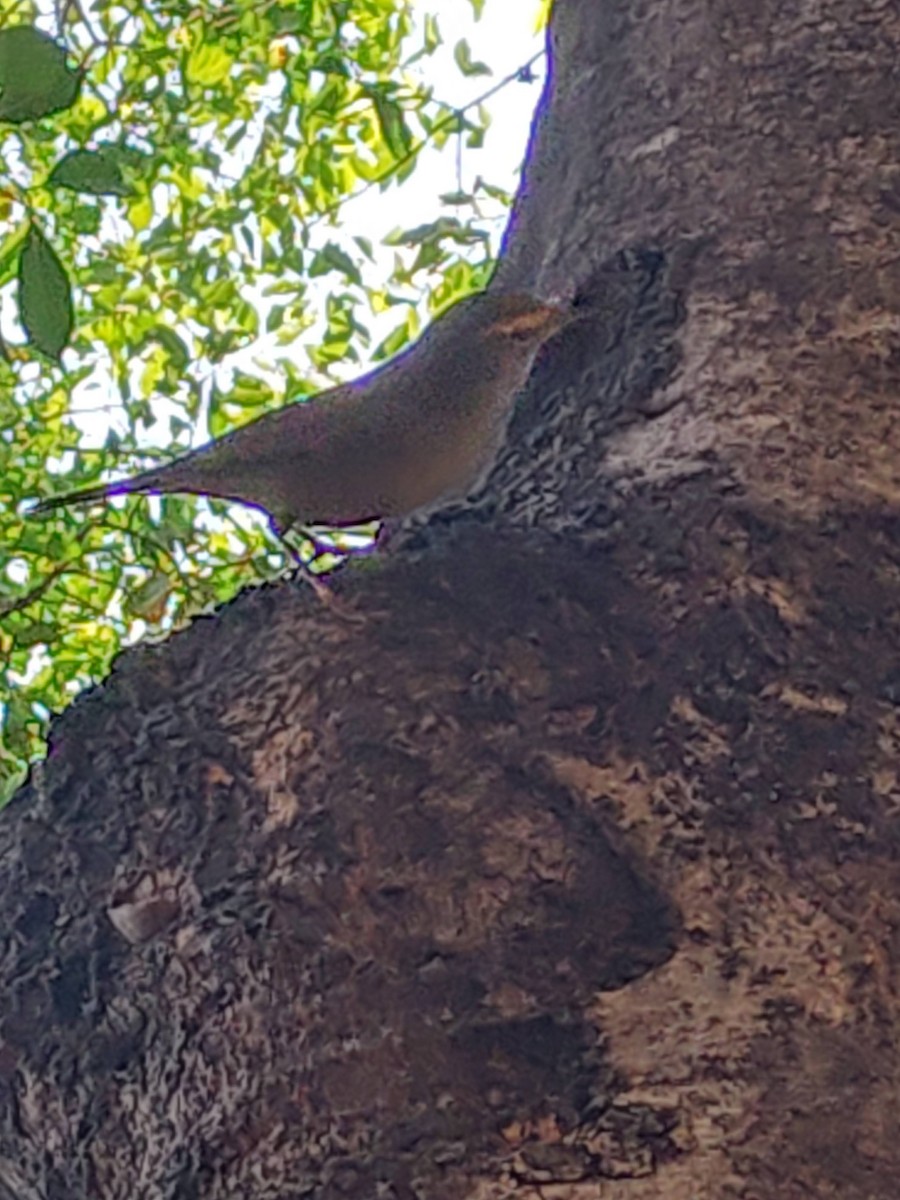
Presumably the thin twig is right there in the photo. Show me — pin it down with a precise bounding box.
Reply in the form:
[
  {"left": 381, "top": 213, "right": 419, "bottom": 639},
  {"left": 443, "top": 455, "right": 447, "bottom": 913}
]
[
  {"left": 0, "top": 561, "right": 70, "bottom": 622},
  {"left": 307, "top": 48, "right": 546, "bottom": 229}
]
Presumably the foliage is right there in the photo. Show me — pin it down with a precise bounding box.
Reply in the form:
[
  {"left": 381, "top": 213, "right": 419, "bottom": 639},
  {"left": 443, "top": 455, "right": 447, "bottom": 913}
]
[{"left": 0, "top": 0, "right": 543, "bottom": 799}]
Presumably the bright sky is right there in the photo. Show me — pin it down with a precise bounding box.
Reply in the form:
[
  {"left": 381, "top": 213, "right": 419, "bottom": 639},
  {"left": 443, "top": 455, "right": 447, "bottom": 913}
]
[{"left": 365, "top": 0, "right": 545, "bottom": 256}]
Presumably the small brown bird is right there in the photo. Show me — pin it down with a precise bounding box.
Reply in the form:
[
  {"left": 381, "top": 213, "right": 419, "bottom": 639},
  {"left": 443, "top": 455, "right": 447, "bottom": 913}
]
[{"left": 31, "top": 290, "right": 570, "bottom": 537}]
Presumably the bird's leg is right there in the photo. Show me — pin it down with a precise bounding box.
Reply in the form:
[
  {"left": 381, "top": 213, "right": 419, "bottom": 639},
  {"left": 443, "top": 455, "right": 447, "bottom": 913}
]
[
  {"left": 296, "top": 525, "right": 343, "bottom": 563},
  {"left": 374, "top": 518, "right": 399, "bottom": 552},
  {"left": 269, "top": 516, "right": 335, "bottom": 603}
]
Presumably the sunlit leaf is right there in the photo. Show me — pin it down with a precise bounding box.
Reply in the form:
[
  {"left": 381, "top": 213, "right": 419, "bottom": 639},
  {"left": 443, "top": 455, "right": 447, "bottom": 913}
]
[
  {"left": 369, "top": 86, "right": 413, "bottom": 160},
  {"left": 0, "top": 219, "right": 30, "bottom": 289},
  {"left": 424, "top": 14, "right": 441, "bottom": 52},
  {"left": 453, "top": 38, "right": 492, "bottom": 77},
  {"left": 186, "top": 42, "right": 234, "bottom": 88}
]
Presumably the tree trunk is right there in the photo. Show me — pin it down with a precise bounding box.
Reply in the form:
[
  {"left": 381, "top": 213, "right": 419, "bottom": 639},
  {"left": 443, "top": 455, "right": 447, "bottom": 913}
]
[{"left": 4, "top": 0, "right": 900, "bottom": 1196}]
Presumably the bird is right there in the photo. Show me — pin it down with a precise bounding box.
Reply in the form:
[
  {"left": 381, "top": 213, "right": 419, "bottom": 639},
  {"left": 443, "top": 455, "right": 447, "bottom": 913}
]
[{"left": 31, "top": 289, "right": 572, "bottom": 540}]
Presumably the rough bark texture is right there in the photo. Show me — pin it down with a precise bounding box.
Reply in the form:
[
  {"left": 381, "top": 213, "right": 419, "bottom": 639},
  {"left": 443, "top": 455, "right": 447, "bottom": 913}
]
[{"left": 3, "top": 0, "right": 900, "bottom": 1197}]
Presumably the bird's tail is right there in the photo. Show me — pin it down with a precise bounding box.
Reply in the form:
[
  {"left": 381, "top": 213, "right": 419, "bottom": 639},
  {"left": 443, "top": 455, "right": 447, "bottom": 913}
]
[{"left": 29, "top": 468, "right": 169, "bottom": 514}]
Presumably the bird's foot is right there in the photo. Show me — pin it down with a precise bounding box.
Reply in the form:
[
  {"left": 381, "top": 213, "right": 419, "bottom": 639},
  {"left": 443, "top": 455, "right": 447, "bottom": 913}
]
[
  {"left": 286, "top": 557, "right": 370, "bottom": 624},
  {"left": 268, "top": 518, "right": 374, "bottom": 621}
]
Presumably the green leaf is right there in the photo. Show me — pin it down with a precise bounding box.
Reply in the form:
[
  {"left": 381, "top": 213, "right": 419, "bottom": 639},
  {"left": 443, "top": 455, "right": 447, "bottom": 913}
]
[
  {"left": 70, "top": 203, "right": 101, "bottom": 235},
  {"left": 453, "top": 39, "right": 492, "bottom": 78},
  {"left": 310, "top": 242, "right": 363, "bottom": 286},
  {"left": 126, "top": 572, "right": 171, "bottom": 621},
  {"left": 148, "top": 326, "right": 190, "bottom": 371},
  {"left": 368, "top": 86, "right": 413, "bottom": 160},
  {"left": 49, "top": 147, "right": 137, "bottom": 196},
  {"left": 373, "top": 315, "right": 415, "bottom": 361},
  {"left": 229, "top": 371, "right": 275, "bottom": 407},
  {"left": 0, "top": 25, "right": 80, "bottom": 123},
  {"left": 0, "top": 219, "right": 30, "bottom": 289},
  {"left": 13, "top": 622, "right": 57, "bottom": 649},
  {"left": 385, "top": 216, "right": 488, "bottom": 249},
  {"left": 186, "top": 43, "right": 234, "bottom": 88},
  {"left": 17, "top": 225, "right": 73, "bottom": 360},
  {"left": 424, "top": 14, "right": 442, "bottom": 52},
  {"left": 440, "top": 190, "right": 474, "bottom": 207}
]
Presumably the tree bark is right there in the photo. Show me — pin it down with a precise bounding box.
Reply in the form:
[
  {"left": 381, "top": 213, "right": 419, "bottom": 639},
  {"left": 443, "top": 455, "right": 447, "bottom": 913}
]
[{"left": 4, "top": 0, "right": 900, "bottom": 1197}]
